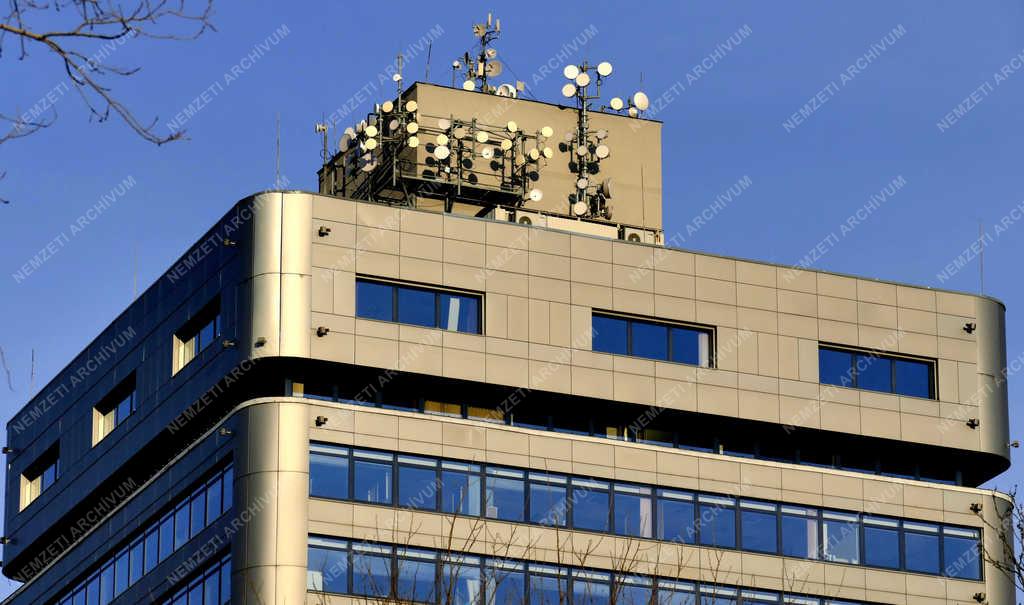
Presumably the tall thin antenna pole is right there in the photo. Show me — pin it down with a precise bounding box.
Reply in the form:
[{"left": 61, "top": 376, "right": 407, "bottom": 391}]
[
  {"left": 275, "top": 113, "right": 281, "bottom": 189},
  {"left": 979, "top": 221, "right": 985, "bottom": 294},
  {"left": 30, "top": 349, "right": 36, "bottom": 393},
  {"left": 132, "top": 242, "right": 138, "bottom": 299},
  {"left": 425, "top": 42, "right": 432, "bottom": 81}
]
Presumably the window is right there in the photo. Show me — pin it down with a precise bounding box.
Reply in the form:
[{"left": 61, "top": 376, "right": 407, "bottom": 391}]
[
  {"left": 173, "top": 298, "right": 221, "bottom": 373},
  {"left": 93, "top": 373, "right": 137, "bottom": 445},
  {"left": 529, "top": 473, "right": 568, "bottom": 527},
  {"left": 160, "top": 555, "right": 231, "bottom": 605},
  {"left": 353, "top": 450, "right": 393, "bottom": 504},
  {"left": 592, "top": 313, "right": 712, "bottom": 367},
  {"left": 863, "top": 516, "right": 900, "bottom": 569},
  {"left": 657, "top": 580, "right": 696, "bottom": 605},
  {"left": 486, "top": 560, "right": 526, "bottom": 605},
  {"left": 486, "top": 467, "right": 525, "bottom": 522},
  {"left": 443, "top": 555, "right": 482, "bottom": 605},
  {"left": 572, "top": 478, "right": 611, "bottom": 533},
  {"left": 697, "top": 495, "right": 736, "bottom": 548},
  {"left": 821, "top": 511, "right": 860, "bottom": 564},
  {"left": 780, "top": 506, "right": 819, "bottom": 559},
  {"left": 356, "top": 277, "right": 482, "bottom": 334},
  {"left": 308, "top": 539, "right": 349, "bottom": 593},
  {"left": 614, "top": 484, "right": 654, "bottom": 538},
  {"left": 398, "top": 455, "right": 439, "bottom": 510},
  {"left": 740, "top": 500, "right": 778, "bottom": 554},
  {"left": 529, "top": 565, "right": 568, "bottom": 605},
  {"left": 618, "top": 576, "right": 653, "bottom": 605},
  {"left": 442, "top": 461, "right": 481, "bottom": 516},
  {"left": 656, "top": 489, "right": 696, "bottom": 544},
  {"left": 818, "top": 345, "right": 935, "bottom": 399},
  {"left": 311, "top": 444, "right": 350, "bottom": 500},
  {"left": 352, "top": 544, "right": 392, "bottom": 597},
  {"left": 397, "top": 548, "right": 437, "bottom": 603},
  {"left": 903, "top": 521, "right": 940, "bottom": 574},
  {"left": 572, "top": 569, "right": 611, "bottom": 605},
  {"left": 20, "top": 445, "right": 59, "bottom": 509},
  {"left": 943, "top": 527, "right": 981, "bottom": 580}
]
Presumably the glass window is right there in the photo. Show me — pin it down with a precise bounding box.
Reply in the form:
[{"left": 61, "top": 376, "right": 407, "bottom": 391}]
[
  {"left": 618, "top": 577, "right": 653, "bottom": 605},
  {"left": 697, "top": 495, "right": 736, "bottom": 548},
  {"left": 174, "top": 502, "right": 190, "bottom": 549},
  {"left": 86, "top": 577, "right": 99, "bottom": 605},
  {"left": 904, "top": 522, "right": 940, "bottom": 574},
  {"left": 656, "top": 490, "right": 696, "bottom": 544},
  {"left": 440, "top": 292, "right": 480, "bottom": 333},
  {"left": 397, "top": 549, "right": 437, "bottom": 603},
  {"left": 114, "top": 549, "right": 129, "bottom": 595},
  {"left": 486, "top": 561, "right": 525, "bottom": 605},
  {"left": 855, "top": 354, "right": 892, "bottom": 393},
  {"left": 308, "top": 544, "right": 349, "bottom": 593},
  {"left": 699, "top": 586, "right": 737, "bottom": 605},
  {"left": 943, "top": 527, "right": 981, "bottom": 580},
  {"left": 100, "top": 564, "right": 114, "bottom": 605},
  {"left": 895, "top": 358, "right": 932, "bottom": 398},
  {"left": 442, "top": 555, "right": 482, "bottom": 605},
  {"left": 529, "top": 474, "right": 568, "bottom": 527},
  {"left": 671, "top": 327, "right": 709, "bottom": 366},
  {"left": 821, "top": 511, "right": 860, "bottom": 564},
  {"left": 144, "top": 529, "right": 159, "bottom": 574},
  {"left": 486, "top": 468, "right": 525, "bottom": 522},
  {"left": 818, "top": 348, "right": 853, "bottom": 388},
  {"left": 220, "top": 558, "right": 231, "bottom": 604},
  {"left": 442, "top": 462, "right": 481, "bottom": 516},
  {"left": 863, "top": 516, "right": 900, "bottom": 569},
  {"left": 356, "top": 280, "right": 393, "bottom": 321},
  {"left": 354, "top": 450, "right": 393, "bottom": 504},
  {"left": 740, "top": 501, "right": 778, "bottom": 554},
  {"left": 129, "top": 539, "right": 144, "bottom": 585},
  {"left": 206, "top": 477, "right": 223, "bottom": 523},
  {"left": 311, "top": 445, "right": 350, "bottom": 500},
  {"left": 631, "top": 321, "right": 668, "bottom": 360},
  {"left": 353, "top": 545, "right": 392, "bottom": 597},
  {"left": 592, "top": 315, "right": 628, "bottom": 355},
  {"left": 222, "top": 466, "right": 233, "bottom": 513},
  {"left": 657, "top": 580, "right": 696, "bottom": 605},
  {"left": 528, "top": 566, "right": 567, "bottom": 605},
  {"left": 572, "top": 570, "right": 610, "bottom": 605},
  {"left": 190, "top": 487, "right": 207, "bottom": 537},
  {"left": 397, "top": 285, "right": 437, "bottom": 328},
  {"left": 571, "top": 478, "right": 610, "bottom": 533},
  {"left": 614, "top": 484, "right": 653, "bottom": 538},
  {"left": 399, "top": 455, "right": 439, "bottom": 510},
  {"left": 780, "top": 506, "right": 819, "bottom": 559},
  {"left": 159, "top": 513, "right": 174, "bottom": 561}
]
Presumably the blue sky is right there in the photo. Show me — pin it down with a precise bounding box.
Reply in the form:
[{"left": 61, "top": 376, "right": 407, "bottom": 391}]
[{"left": 2, "top": 0, "right": 1023, "bottom": 597}]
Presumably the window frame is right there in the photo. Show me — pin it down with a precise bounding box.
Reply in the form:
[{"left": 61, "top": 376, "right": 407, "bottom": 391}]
[
  {"left": 591, "top": 311, "right": 715, "bottom": 367},
  {"left": 355, "top": 276, "right": 483, "bottom": 334},
  {"left": 93, "top": 373, "right": 137, "bottom": 445},
  {"left": 172, "top": 297, "right": 222, "bottom": 374},
  {"left": 818, "top": 344, "right": 936, "bottom": 399},
  {"left": 20, "top": 444, "right": 60, "bottom": 510}
]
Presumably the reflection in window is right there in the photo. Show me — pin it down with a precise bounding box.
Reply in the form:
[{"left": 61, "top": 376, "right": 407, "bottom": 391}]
[
  {"left": 818, "top": 346, "right": 935, "bottom": 399},
  {"left": 443, "top": 555, "right": 482, "bottom": 605},
  {"left": 571, "top": 478, "right": 610, "bottom": 533},
  {"left": 863, "top": 516, "right": 900, "bottom": 569},
  {"left": 486, "top": 468, "right": 525, "bottom": 522},
  {"left": 20, "top": 445, "right": 60, "bottom": 509},
  {"left": 943, "top": 527, "right": 981, "bottom": 580},
  {"left": 572, "top": 569, "right": 611, "bottom": 605},
  {"left": 904, "top": 522, "right": 940, "bottom": 574},
  {"left": 442, "top": 461, "right": 481, "bottom": 516},
  {"left": 356, "top": 277, "right": 482, "bottom": 334},
  {"left": 310, "top": 444, "right": 349, "bottom": 500},
  {"left": 352, "top": 545, "right": 391, "bottom": 597},
  {"left": 697, "top": 495, "right": 736, "bottom": 549},
  {"left": 780, "top": 506, "right": 818, "bottom": 560},
  {"left": 740, "top": 501, "right": 778, "bottom": 554},
  {"left": 657, "top": 490, "right": 696, "bottom": 544},
  {"left": 94, "top": 373, "right": 137, "bottom": 445},
  {"left": 398, "top": 455, "right": 438, "bottom": 510},
  {"left": 173, "top": 298, "right": 221, "bottom": 373},
  {"left": 529, "top": 473, "right": 568, "bottom": 527},
  {"left": 591, "top": 313, "right": 712, "bottom": 367},
  {"left": 397, "top": 548, "right": 437, "bottom": 603},
  {"left": 354, "top": 450, "right": 393, "bottom": 504},
  {"left": 822, "top": 511, "right": 860, "bottom": 564},
  {"left": 308, "top": 539, "right": 349, "bottom": 593},
  {"left": 486, "top": 560, "right": 526, "bottom": 605},
  {"left": 614, "top": 484, "right": 653, "bottom": 538}
]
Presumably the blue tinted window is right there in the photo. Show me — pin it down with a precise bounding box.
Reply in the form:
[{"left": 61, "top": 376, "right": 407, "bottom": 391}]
[
  {"left": 173, "top": 503, "right": 189, "bottom": 549},
  {"left": 818, "top": 348, "right": 853, "bottom": 388},
  {"left": 311, "top": 449, "right": 349, "bottom": 500},
  {"left": 487, "top": 563, "right": 525, "bottom": 605},
  {"left": 442, "top": 463, "right": 481, "bottom": 516},
  {"left": 485, "top": 470, "right": 525, "bottom": 522},
  {"left": 631, "top": 321, "right": 668, "bottom": 360},
  {"left": 354, "top": 452, "right": 393, "bottom": 504},
  {"left": 592, "top": 315, "right": 628, "bottom": 355},
  {"left": 397, "top": 286, "right": 437, "bottom": 327},
  {"left": 308, "top": 545, "right": 348, "bottom": 593},
  {"left": 398, "top": 456, "right": 438, "bottom": 510},
  {"left": 396, "top": 551, "right": 437, "bottom": 603},
  {"left": 206, "top": 477, "right": 223, "bottom": 523},
  {"left": 529, "top": 571, "right": 567, "bottom": 605},
  {"left": 572, "top": 571, "right": 610, "bottom": 605},
  {"left": 855, "top": 354, "right": 892, "bottom": 393},
  {"left": 895, "top": 358, "right": 932, "bottom": 398},
  {"left": 780, "top": 507, "right": 818, "bottom": 559},
  {"left": 943, "top": 529, "right": 981, "bottom": 580},
  {"left": 822, "top": 512, "right": 860, "bottom": 564},
  {"left": 863, "top": 517, "right": 900, "bottom": 569},
  {"left": 614, "top": 485, "right": 653, "bottom": 538},
  {"left": 144, "top": 529, "right": 159, "bottom": 574},
  {"left": 657, "top": 582, "right": 697, "bottom": 605},
  {"left": 114, "top": 549, "right": 129, "bottom": 595},
  {"left": 670, "top": 327, "right": 705, "bottom": 366},
  {"left": 159, "top": 514, "right": 174, "bottom": 561},
  {"left": 904, "top": 523, "right": 940, "bottom": 574},
  {"left": 529, "top": 477, "right": 568, "bottom": 527},
  {"left": 618, "top": 580, "right": 653, "bottom": 605},
  {"left": 443, "top": 558, "right": 482, "bottom": 605},
  {"left": 571, "top": 479, "right": 610, "bottom": 533},
  {"left": 656, "top": 491, "right": 696, "bottom": 544},
  {"left": 222, "top": 466, "right": 233, "bottom": 512},
  {"left": 740, "top": 502, "right": 778, "bottom": 554},
  {"left": 440, "top": 293, "right": 480, "bottom": 333},
  {"left": 129, "top": 539, "right": 144, "bottom": 584},
  {"left": 352, "top": 548, "right": 391, "bottom": 597},
  {"left": 698, "top": 497, "right": 736, "bottom": 548},
  {"left": 100, "top": 565, "right": 114, "bottom": 604},
  {"left": 356, "top": 280, "right": 394, "bottom": 321},
  {"left": 190, "top": 488, "right": 207, "bottom": 536}
]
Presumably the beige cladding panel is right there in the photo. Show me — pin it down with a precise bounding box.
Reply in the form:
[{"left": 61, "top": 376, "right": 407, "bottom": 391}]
[{"left": 407, "top": 84, "right": 663, "bottom": 231}]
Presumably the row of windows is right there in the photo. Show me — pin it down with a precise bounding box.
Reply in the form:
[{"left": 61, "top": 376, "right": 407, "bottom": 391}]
[
  {"left": 307, "top": 536, "right": 871, "bottom": 605},
  {"left": 592, "top": 313, "right": 713, "bottom": 367},
  {"left": 818, "top": 346, "right": 935, "bottom": 399},
  {"left": 163, "top": 555, "right": 230, "bottom": 605},
  {"left": 308, "top": 445, "right": 981, "bottom": 580},
  {"left": 57, "top": 465, "right": 233, "bottom": 605},
  {"left": 356, "top": 277, "right": 482, "bottom": 333}
]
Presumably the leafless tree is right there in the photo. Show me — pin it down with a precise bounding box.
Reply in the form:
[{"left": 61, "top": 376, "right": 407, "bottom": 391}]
[
  {"left": 977, "top": 490, "right": 1021, "bottom": 599},
  {"left": 0, "top": 0, "right": 215, "bottom": 147}
]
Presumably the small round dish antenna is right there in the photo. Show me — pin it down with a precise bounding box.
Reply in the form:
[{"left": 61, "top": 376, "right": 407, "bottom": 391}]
[
  {"left": 561, "top": 83, "right": 577, "bottom": 98},
  {"left": 563, "top": 64, "right": 580, "bottom": 80},
  {"left": 597, "top": 61, "right": 613, "bottom": 77},
  {"left": 572, "top": 201, "right": 589, "bottom": 216},
  {"left": 407, "top": 136, "right": 420, "bottom": 148},
  {"left": 528, "top": 188, "right": 543, "bottom": 202}
]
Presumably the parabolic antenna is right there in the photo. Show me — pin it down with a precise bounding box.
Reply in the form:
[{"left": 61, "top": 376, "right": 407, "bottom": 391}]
[
  {"left": 576, "top": 177, "right": 589, "bottom": 189},
  {"left": 405, "top": 100, "right": 418, "bottom": 112},
  {"left": 365, "top": 124, "right": 378, "bottom": 138},
  {"left": 628, "top": 107, "right": 638, "bottom": 118},
  {"left": 485, "top": 61, "right": 503, "bottom": 77},
  {"left": 406, "top": 122, "right": 419, "bottom": 134},
  {"left": 542, "top": 146, "right": 553, "bottom": 158},
  {"left": 632, "top": 91, "right": 650, "bottom": 111},
  {"left": 462, "top": 80, "right": 476, "bottom": 91},
  {"left": 486, "top": 47, "right": 498, "bottom": 59},
  {"left": 596, "top": 129, "right": 608, "bottom": 140},
  {"left": 506, "top": 120, "right": 518, "bottom": 133},
  {"left": 528, "top": 148, "right": 540, "bottom": 161},
  {"left": 575, "top": 72, "right": 591, "bottom": 87},
  {"left": 528, "top": 188, "right": 543, "bottom": 202},
  {"left": 453, "top": 126, "right": 467, "bottom": 139},
  {"left": 438, "top": 118, "right": 451, "bottom": 130},
  {"left": 434, "top": 145, "right": 451, "bottom": 160},
  {"left": 575, "top": 146, "right": 588, "bottom": 157},
  {"left": 364, "top": 138, "right": 378, "bottom": 150},
  {"left": 500, "top": 139, "right": 513, "bottom": 151},
  {"left": 475, "top": 130, "right": 489, "bottom": 143},
  {"left": 344, "top": 126, "right": 356, "bottom": 138},
  {"left": 407, "top": 136, "right": 420, "bottom": 148},
  {"left": 609, "top": 97, "right": 624, "bottom": 111},
  {"left": 597, "top": 61, "right": 613, "bottom": 77},
  {"left": 540, "top": 126, "right": 554, "bottom": 138},
  {"left": 392, "top": 73, "right": 402, "bottom": 82},
  {"left": 481, "top": 146, "right": 494, "bottom": 159},
  {"left": 388, "top": 119, "right": 400, "bottom": 132},
  {"left": 381, "top": 101, "right": 394, "bottom": 113},
  {"left": 436, "top": 133, "right": 450, "bottom": 146},
  {"left": 561, "top": 83, "right": 576, "bottom": 98},
  {"left": 339, "top": 134, "right": 351, "bottom": 152},
  {"left": 595, "top": 144, "right": 610, "bottom": 159},
  {"left": 573, "top": 201, "right": 589, "bottom": 216},
  {"left": 563, "top": 64, "right": 580, "bottom": 80}
]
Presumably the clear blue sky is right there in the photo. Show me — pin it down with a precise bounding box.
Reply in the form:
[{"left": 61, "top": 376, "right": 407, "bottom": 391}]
[{"left": 1, "top": 0, "right": 1023, "bottom": 597}]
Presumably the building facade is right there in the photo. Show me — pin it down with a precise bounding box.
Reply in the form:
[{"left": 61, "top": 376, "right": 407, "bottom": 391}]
[{"left": 2, "top": 83, "right": 1015, "bottom": 604}]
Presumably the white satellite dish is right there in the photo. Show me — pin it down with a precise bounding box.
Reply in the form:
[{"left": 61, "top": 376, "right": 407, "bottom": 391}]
[
  {"left": 500, "top": 138, "right": 513, "bottom": 151},
  {"left": 609, "top": 97, "right": 624, "bottom": 111},
  {"left": 573, "top": 201, "right": 589, "bottom": 216},
  {"left": 485, "top": 61, "right": 503, "bottom": 77},
  {"left": 597, "top": 61, "right": 613, "bottom": 77},
  {"left": 365, "top": 124, "right": 378, "bottom": 137},
  {"left": 438, "top": 118, "right": 451, "bottom": 130},
  {"left": 563, "top": 64, "right": 580, "bottom": 80},
  {"left": 344, "top": 126, "right": 356, "bottom": 138},
  {"left": 576, "top": 177, "right": 589, "bottom": 189},
  {"left": 542, "top": 146, "right": 553, "bottom": 158},
  {"left": 434, "top": 145, "right": 451, "bottom": 160},
  {"left": 405, "top": 100, "right": 418, "bottom": 112},
  {"left": 628, "top": 107, "right": 639, "bottom": 118},
  {"left": 528, "top": 188, "right": 543, "bottom": 202},
  {"left": 381, "top": 101, "right": 394, "bottom": 113},
  {"left": 388, "top": 119, "right": 400, "bottom": 132},
  {"left": 407, "top": 136, "right": 420, "bottom": 148},
  {"left": 595, "top": 144, "right": 610, "bottom": 159},
  {"left": 496, "top": 83, "right": 518, "bottom": 97},
  {"left": 596, "top": 129, "right": 608, "bottom": 140},
  {"left": 632, "top": 91, "right": 650, "bottom": 111},
  {"left": 561, "top": 83, "right": 577, "bottom": 98},
  {"left": 453, "top": 126, "right": 467, "bottom": 139},
  {"left": 481, "top": 146, "right": 494, "bottom": 159},
  {"left": 528, "top": 148, "right": 540, "bottom": 161},
  {"left": 406, "top": 122, "right": 419, "bottom": 134},
  {"left": 575, "top": 146, "right": 588, "bottom": 157},
  {"left": 436, "top": 133, "right": 449, "bottom": 146},
  {"left": 392, "top": 73, "right": 402, "bottom": 82},
  {"left": 339, "top": 135, "right": 351, "bottom": 152},
  {"left": 506, "top": 120, "right": 518, "bottom": 133},
  {"left": 462, "top": 80, "right": 476, "bottom": 91},
  {"left": 475, "top": 130, "right": 489, "bottom": 143},
  {"left": 575, "top": 72, "right": 591, "bottom": 87},
  {"left": 364, "top": 138, "right": 378, "bottom": 150},
  {"left": 540, "top": 126, "right": 554, "bottom": 138}
]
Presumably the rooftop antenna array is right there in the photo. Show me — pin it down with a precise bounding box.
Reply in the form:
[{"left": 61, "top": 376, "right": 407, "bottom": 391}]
[{"left": 452, "top": 13, "right": 525, "bottom": 97}]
